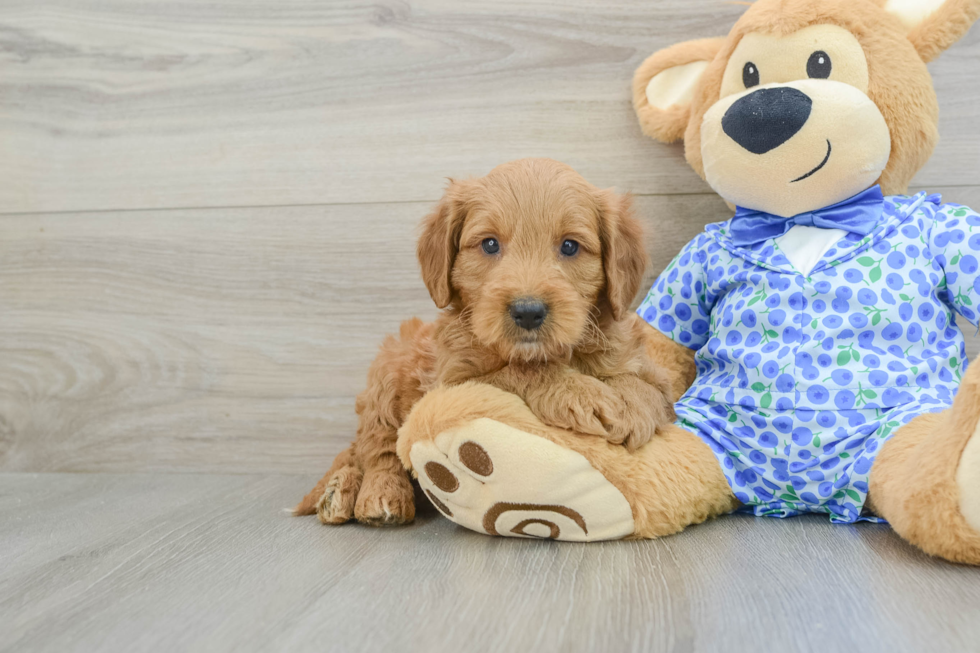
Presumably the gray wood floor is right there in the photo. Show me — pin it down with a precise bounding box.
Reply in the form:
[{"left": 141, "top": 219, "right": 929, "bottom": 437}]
[
  {"left": 3, "top": 473, "right": 980, "bottom": 653},
  {"left": 2, "top": 1, "right": 980, "bottom": 651}
]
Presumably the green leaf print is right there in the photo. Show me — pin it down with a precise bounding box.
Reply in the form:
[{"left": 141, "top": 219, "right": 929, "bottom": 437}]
[
  {"left": 857, "top": 257, "right": 876, "bottom": 266},
  {"left": 837, "top": 351, "right": 851, "bottom": 366},
  {"left": 869, "top": 267, "right": 882, "bottom": 282},
  {"left": 811, "top": 319, "right": 818, "bottom": 328},
  {"left": 813, "top": 435, "right": 821, "bottom": 447},
  {"left": 779, "top": 494, "right": 797, "bottom": 502},
  {"left": 728, "top": 413, "right": 738, "bottom": 423},
  {"left": 845, "top": 489, "right": 862, "bottom": 502},
  {"left": 872, "top": 312, "right": 881, "bottom": 326},
  {"left": 852, "top": 351, "right": 860, "bottom": 363},
  {"left": 761, "top": 392, "right": 772, "bottom": 409},
  {"left": 751, "top": 382, "right": 766, "bottom": 392},
  {"left": 900, "top": 294, "right": 912, "bottom": 301}
]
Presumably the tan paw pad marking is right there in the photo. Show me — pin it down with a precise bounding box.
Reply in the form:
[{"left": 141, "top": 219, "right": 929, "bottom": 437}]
[
  {"left": 425, "top": 489, "right": 453, "bottom": 517},
  {"left": 424, "top": 461, "right": 459, "bottom": 493},
  {"left": 483, "top": 502, "right": 587, "bottom": 539},
  {"left": 410, "top": 418, "right": 634, "bottom": 542},
  {"left": 458, "top": 441, "right": 493, "bottom": 476},
  {"left": 510, "top": 519, "right": 559, "bottom": 539}
]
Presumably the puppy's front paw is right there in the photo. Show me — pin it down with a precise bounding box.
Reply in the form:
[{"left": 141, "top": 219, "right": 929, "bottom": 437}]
[
  {"left": 314, "top": 464, "right": 364, "bottom": 525},
  {"left": 528, "top": 373, "right": 625, "bottom": 438},
  {"left": 604, "top": 376, "right": 676, "bottom": 451},
  {"left": 353, "top": 467, "right": 416, "bottom": 526}
]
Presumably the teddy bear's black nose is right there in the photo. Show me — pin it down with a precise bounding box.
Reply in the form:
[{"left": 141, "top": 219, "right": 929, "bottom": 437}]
[{"left": 722, "top": 87, "right": 813, "bottom": 154}]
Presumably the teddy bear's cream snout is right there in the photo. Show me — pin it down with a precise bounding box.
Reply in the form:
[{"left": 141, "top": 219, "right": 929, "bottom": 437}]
[{"left": 700, "top": 78, "right": 891, "bottom": 217}]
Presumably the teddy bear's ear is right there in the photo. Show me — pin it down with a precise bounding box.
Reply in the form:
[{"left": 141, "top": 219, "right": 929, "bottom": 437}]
[
  {"left": 633, "top": 38, "right": 726, "bottom": 143},
  {"left": 879, "top": 0, "right": 980, "bottom": 63}
]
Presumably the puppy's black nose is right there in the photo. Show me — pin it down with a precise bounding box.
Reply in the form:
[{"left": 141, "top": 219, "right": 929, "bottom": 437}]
[
  {"left": 509, "top": 299, "right": 548, "bottom": 331},
  {"left": 722, "top": 87, "right": 812, "bottom": 154}
]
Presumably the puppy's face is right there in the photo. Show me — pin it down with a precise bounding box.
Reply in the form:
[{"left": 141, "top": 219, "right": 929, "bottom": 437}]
[{"left": 418, "top": 159, "right": 647, "bottom": 363}]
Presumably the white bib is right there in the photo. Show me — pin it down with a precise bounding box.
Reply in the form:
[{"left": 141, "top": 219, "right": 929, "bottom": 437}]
[{"left": 774, "top": 225, "right": 847, "bottom": 276}]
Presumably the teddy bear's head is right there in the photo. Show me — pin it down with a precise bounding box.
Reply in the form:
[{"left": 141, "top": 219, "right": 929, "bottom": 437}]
[{"left": 633, "top": 0, "right": 980, "bottom": 218}]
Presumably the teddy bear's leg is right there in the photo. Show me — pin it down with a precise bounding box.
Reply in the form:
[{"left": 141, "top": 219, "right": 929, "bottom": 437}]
[
  {"left": 397, "top": 381, "right": 738, "bottom": 541},
  {"left": 868, "top": 361, "right": 980, "bottom": 565}
]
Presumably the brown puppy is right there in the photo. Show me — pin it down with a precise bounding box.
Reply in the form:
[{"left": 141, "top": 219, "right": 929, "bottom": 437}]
[{"left": 296, "top": 158, "right": 675, "bottom": 526}]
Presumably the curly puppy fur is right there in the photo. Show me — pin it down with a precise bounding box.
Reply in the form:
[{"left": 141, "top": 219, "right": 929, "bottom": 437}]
[{"left": 296, "top": 158, "right": 676, "bottom": 525}]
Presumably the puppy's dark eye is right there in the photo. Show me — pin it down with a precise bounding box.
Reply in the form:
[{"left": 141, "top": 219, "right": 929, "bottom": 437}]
[
  {"left": 481, "top": 237, "right": 500, "bottom": 255},
  {"left": 560, "top": 239, "right": 579, "bottom": 257},
  {"left": 742, "top": 62, "right": 759, "bottom": 88},
  {"left": 807, "top": 51, "right": 831, "bottom": 79}
]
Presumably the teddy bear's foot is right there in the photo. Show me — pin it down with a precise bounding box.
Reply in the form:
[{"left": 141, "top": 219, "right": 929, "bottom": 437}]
[
  {"left": 870, "top": 358, "right": 980, "bottom": 564},
  {"left": 408, "top": 418, "right": 635, "bottom": 541},
  {"left": 958, "top": 405, "right": 980, "bottom": 535}
]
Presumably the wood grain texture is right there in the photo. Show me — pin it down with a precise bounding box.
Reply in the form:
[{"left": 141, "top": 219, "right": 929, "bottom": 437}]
[
  {"left": 0, "top": 193, "right": 722, "bottom": 473},
  {"left": 3, "top": 189, "right": 980, "bottom": 473},
  {"left": 1, "top": 472, "right": 979, "bottom": 653},
  {"left": 0, "top": 0, "right": 977, "bottom": 214}
]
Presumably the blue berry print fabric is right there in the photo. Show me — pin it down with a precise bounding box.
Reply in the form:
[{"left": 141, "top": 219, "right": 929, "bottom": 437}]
[{"left": 637, "top": 192, "right": 980, "bottom": 523}]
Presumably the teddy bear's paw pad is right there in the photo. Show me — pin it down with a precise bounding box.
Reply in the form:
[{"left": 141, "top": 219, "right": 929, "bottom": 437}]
[
  {"left": 409, "top": 418, "right": 634, "bottom": 542},
  {"left": 957, "top": 419, "right": 980, "bottom": 534}
]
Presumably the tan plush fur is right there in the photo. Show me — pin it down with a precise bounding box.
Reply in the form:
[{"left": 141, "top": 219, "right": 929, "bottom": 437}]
[
  {"left": 893, "top": 0, "right": 980, "bottom": 62},
  {"left": 632, "top": 0, "right": 980, "bottom": 196},
  {"left": 632, "top": 37, "right": 726, "bottom": 143},
  {"left": 868, "top": 361, "right": 980, "bottom": 565},
  {"left": 397, "top": 381, "right": 740, "bottom": 539},
  {"left": 628, "top": 0, "right": 980, "bottom": 562},
  {"left": 296, "top": 159, "right": 675, "bottom": 524}
]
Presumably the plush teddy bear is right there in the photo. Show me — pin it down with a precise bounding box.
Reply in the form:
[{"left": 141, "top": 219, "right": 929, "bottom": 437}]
[{"left": 395, "top": 0, "right": 980, "bottom": 563}]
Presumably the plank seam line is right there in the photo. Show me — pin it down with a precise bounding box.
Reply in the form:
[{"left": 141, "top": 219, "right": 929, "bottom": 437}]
[{"left": 1, "top": 186, "right": 975, "bottom": 218}]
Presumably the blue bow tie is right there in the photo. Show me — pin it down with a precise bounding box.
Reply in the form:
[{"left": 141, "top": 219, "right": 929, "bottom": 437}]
[{"left": 730, "top": 186, "right": 885, "bottom": 248}]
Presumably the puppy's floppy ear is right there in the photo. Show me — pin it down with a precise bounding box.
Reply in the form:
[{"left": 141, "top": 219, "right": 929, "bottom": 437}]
[
  {"left": 633, "top": 37, "right": 726, "bottom": 143},
  {"left": 597, "top": 191, "right": 649, "bottom": 321},
  {"left": 878, "top": 0, "right": 980, "bottom": 62},
  {"left": 417, "top": 179, "right": 472, "bottom": 308}
]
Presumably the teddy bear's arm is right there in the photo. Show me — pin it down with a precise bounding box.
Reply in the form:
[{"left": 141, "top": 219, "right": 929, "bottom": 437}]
[
  {"left": 929, "top": 202, "right": 980, "bottom": 327},
  {"left": 640, "top": 324, "right": 698, "bottom": 402}
]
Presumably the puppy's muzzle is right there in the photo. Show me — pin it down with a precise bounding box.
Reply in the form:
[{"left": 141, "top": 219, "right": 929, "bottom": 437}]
[
  {"left": 722, "top": 87, "right": 812, "bottom": 154},
  {"left": 509, "top": 299, "right": 548, "bottom": 331}
]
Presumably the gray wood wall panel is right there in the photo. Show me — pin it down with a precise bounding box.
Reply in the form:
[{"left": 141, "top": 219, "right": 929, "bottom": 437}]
[
  {"left": 3, "top": 189, "right": 979, "bottom": 473},
  {"left": 0, "top": 0, "right": 976, "bottom": 214}
]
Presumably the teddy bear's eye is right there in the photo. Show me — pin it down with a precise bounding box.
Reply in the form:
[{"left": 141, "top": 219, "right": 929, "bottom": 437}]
[
  {"left": 742, "top": 62, "right": 760, "bottom": 88},
  {"left": 807, "top": 50, "right": 832, "bottom": 79}
]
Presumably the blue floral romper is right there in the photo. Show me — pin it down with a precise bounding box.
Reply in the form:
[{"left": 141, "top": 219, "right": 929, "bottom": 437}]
[{"left": 637, "top": 192, "right": 980, "bottom": 523}]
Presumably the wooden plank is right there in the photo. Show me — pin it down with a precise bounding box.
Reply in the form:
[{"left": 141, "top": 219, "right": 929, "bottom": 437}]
[
  {"left": 3, "top": 188, "right": 980, "bottom": 474},
  {"left": 0, "top": 0, "right": 977, "bottom": 214},
  {"left": 1, "top": 472, "right": 980, "bottom": 653},
  {"left": 0, "top": 193, "right": 727, "bottom": 473}
]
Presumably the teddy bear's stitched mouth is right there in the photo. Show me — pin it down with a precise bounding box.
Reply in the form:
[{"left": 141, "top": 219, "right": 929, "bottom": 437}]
[{"left": 790, "top": 139, "right": 832, "bottom": 183}]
